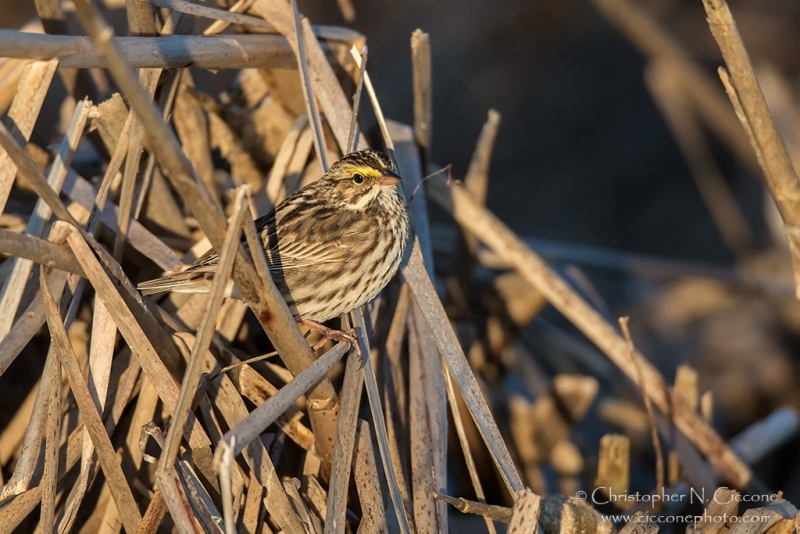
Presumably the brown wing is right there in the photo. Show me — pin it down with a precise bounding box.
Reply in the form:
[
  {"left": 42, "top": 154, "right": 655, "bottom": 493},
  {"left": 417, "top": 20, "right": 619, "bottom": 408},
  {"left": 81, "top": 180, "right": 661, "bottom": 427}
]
[{"left": 137, "top": 196, "right": 351, "bottom": 295}]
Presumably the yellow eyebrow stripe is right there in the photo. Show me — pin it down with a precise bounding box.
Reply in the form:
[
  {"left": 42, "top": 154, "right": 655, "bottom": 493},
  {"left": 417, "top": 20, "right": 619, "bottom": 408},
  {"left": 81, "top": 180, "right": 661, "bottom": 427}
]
[{"left": 353, "top": 166, "right": 381, "bottom": 177}]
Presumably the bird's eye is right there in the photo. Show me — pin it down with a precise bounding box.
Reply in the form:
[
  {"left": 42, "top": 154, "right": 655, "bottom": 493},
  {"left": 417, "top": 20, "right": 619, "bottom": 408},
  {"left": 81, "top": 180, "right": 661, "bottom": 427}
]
[{"left": 353, "top": 173, "right": 364, "bottom": 184}]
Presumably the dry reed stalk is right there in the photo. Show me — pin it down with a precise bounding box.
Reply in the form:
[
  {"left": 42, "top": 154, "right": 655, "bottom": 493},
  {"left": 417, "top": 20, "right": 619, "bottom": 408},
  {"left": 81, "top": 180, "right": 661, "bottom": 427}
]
[
  {"left": 40, "top": 270, "right": 143, "bottom": 533},
  {"left": 252, "top": 0, "right": 366, "bottom": 151},
  {"left": 595, "top": 434, "right": 631, "bottom": 505},
  {"left": 289, "top": 0, "right": 328, "bottom": 171},
  {"left": 696, "top": 488, "right": 739, "bottom": 534},
  {"left": 200, "top": 350, "right": 304, "bottom": 532},
  {"left": 507, "top": 490, "right": 542, "bottom": 533},
  {"left": 226, "top": 364, "right": 314, "bottom": 449},
  {"left": 113, "top": 69, "right": 164, "bottom": 262},
  {"left": 217, "top": 342, "right": 350, "bottom": 458},
  {"left": 408, "top": 306, "right": 447, "bottom": 532},
  {"left": 38, "top": 311, "right": 61, "bottom": 534},
  {"left": 324, "top": 347, "right": 362, "bottom": 534},
  {"left": 60, "top": 283, "right": 118, "bottom": 530},
  {"left": 669, "top": 365, "right": 699, "bottom": 484},
  {"left": 63, "top": 171, "right": 183, "bottom": 270},
  {"left": 0, "top": 99, "right": 90, "bottom": 337},
  {"left": 540, "top": 496, "right": 613, "bottom": 534},
  {"left": 436, "top": 492, "right": 513, "bottom": 522},
  {"left": 402, "top": 248, "right": 525, "bottom": 493},
  {"left": 619, "top": 317, "right": 665, "bottom": 493},
  {"left": 282, "top": 128, "right": 314, "bottom": 195},
  {"left": 353, "top": 421, "right": 389, "bottom": 533},
  {"left": 0, "top": 490, "right": 47, "bottom": 534},
  {"left": 76, "top": 102, "right": 142, "bottom": 531},
  {"left": 93, "top": 93, "right": 129, "bottom": 153},
  {"left": 428, "top": 177, "right": 752, "bottom": 489},
  {"left": 336, "top": 0, "right": 356, "bottom": 23},
  {"left": 381, "top": 284, "right": 413, "bottom": 517},
  {"left": 443, "top": 365, "right": 497, "bottom": 534},
  {"left": 411, "top": 30, "right": 432, "bottom": 164},
  {"left": 263, "top": 114, "right": 309, "bottom": 208},
  {"left": 349, "top": 48, "right": 393, "bottom": 158},
  {"left": 0, "top": 275, "right": 75, "bottom": 500},
  {"left": 203, "top": 0, "right": 257, "bottom": 35},
  {"left": 136, "top": 488, "right": 167, "bottom": 534},
  {"left": 152, "top": 468, "right": 198, "bottom": 533},
  {"left": 0, "top": 55, "right": 28, "bottom": 115},
  {"left": 0, "top": 59, "right": 57, "bottom": 213},
  {"left": 619, "top": 511, "right": 658, "bottom": 534},
  {"left": 159, "top": 187, "right": 247, "bottom": 473},
  {"left": 390, "top": 120, "right": 434, "bottom": 270},
  {"left": 411, "top": 316, "right": 447, "bottom": 526},
  {"left": 390, "top": 120, "right": 447, "bottom": 529},
  {"left": 509, "top": 396, "right": 543, "bottom": 491},
  {"left": 0, "top": 228, "right": 84, "bottom": 275},
  {"left": 126, "top": 0, "right": 157, "bottom": 35},
  {"left": 172, "top": 77, "right": 218, "bottom": 206},
  {"left": 64, "top": 225, "right": 211, "bottom": 449},
  {"left": 304, "top": 472, "right": 327, "bottom": 522},
  {"left": 0, "top": 31, "right": 298, "bottom": 69},
  {"left": 701, "top": 0, "right": 800, "bottom": 298},
  {"left": 0, "top": 381, "right": 37, "bottom": 469},
  {"left": 240, "top": 471, "right": 263, "bottom": 534},
  {"left": 352, "top": 308, "right": 413, "bottom": 533},
  {"left": 149, "top": 0, "right": 274, "bottom": 31},
  {"left": 347, "top": 44, "right": 367, "bottom": 153}
]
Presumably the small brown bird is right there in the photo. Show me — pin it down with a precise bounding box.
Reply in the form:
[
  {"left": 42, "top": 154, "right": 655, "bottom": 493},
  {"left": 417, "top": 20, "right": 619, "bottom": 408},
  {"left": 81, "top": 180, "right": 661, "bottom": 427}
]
[{"left": 138, "top": 150, "right": 410, "bottom": 334}]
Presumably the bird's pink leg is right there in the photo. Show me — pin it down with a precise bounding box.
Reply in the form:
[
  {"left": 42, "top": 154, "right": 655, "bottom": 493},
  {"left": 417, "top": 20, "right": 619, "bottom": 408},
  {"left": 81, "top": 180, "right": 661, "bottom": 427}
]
[{"left": 301, "top": 319, "right": 359, "bottom": 351}]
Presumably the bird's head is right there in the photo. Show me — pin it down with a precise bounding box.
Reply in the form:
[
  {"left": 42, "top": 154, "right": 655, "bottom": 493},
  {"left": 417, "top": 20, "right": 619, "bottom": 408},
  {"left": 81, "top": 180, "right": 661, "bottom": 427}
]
[{"left": 322, "top": 149, "right": 403, "bottom": 209}]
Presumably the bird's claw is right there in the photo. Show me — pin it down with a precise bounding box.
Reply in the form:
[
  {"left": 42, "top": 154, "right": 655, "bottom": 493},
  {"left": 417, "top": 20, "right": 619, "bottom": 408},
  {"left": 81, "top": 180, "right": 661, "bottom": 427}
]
[{"left": 303, "top": 320, "right": 359, "bottom": 350}]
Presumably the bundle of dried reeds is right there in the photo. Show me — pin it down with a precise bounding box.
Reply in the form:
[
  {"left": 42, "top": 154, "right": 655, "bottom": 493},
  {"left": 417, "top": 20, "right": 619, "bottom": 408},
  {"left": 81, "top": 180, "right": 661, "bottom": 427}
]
[{"left": 0, "top": 0, "right": 798, "bottom": 533}]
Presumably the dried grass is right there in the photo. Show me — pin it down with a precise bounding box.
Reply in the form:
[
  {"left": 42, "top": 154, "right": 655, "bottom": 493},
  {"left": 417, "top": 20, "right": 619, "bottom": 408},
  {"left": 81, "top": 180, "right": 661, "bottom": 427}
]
[{"left": 0, "top": 0, "right": 798, "bottom": 533}]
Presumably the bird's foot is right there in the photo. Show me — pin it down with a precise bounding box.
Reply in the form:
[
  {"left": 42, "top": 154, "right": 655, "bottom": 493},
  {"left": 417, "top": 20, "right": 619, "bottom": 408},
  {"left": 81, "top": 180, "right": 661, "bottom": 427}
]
[{"left": 302, "top": 319, "right": 358, "bottom": 350}]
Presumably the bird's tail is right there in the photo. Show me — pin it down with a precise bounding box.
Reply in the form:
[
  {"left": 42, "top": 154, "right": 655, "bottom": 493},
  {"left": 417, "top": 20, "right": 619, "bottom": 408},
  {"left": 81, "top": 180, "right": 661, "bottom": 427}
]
[{"left": 137, "top": 270, "right": 214, "bottom": 296}]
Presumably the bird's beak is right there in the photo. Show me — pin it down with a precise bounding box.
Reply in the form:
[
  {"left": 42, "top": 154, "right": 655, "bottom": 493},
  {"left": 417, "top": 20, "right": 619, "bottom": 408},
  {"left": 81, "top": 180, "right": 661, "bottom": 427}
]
[{"left": 379, "top": 169, "right": 402, "bottom": 187}]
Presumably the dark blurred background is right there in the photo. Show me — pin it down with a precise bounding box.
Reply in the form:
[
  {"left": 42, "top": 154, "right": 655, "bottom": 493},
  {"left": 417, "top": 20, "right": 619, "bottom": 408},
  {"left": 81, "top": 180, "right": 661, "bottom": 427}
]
[{"left": 303, "top": 0, "right": 768, "bottom": 262}]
